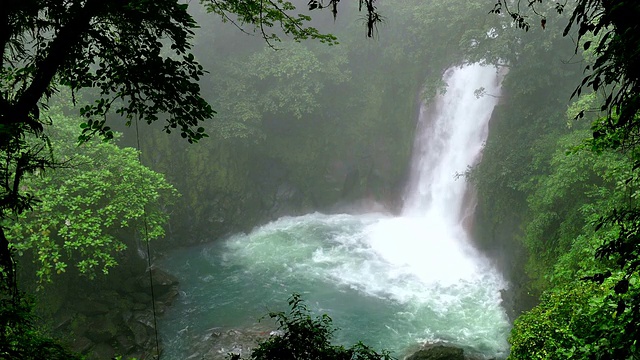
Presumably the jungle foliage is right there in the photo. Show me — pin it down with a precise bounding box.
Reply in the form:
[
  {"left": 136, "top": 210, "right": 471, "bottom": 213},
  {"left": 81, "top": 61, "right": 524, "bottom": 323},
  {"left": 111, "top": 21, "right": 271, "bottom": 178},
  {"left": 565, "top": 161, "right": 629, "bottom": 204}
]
[
  {"left": 0, "top": 294, "right": 81, "bottom": 360},
  {"left": 232, "top": 294, "right": 393, "bottom": 360},
  {"left": 137, "top": 0, "right": 513, "bottom": 243},
  {"left": 473, "top": 1, "right": 640, "bottom": 359},
  {"left": 0, "top": 0, "right": 214, "bottom": 297},
  {"left": 6, "top": 0, "right": 640, "bottom": 358},
  {"left": 0, "top": 0, "right": 391, "bottom": 292},
  {"left": 0, "top": 1, "right": 212, "bottom": 356}
]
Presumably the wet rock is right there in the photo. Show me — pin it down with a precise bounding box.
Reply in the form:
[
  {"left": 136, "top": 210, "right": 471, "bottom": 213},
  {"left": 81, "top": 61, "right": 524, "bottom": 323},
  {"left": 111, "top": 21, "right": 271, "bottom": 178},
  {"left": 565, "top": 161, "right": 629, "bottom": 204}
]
[
  {"left": 154, "top": 301, "right": 167, "bottom": 315},
  {"left": 116, "top": 334, "right": 136, "bottom": 354},
  {"left": 70, "top": 336, "right": 93, "bottom": 353},
  {"left": 129, "top": 321, "right": 150, "bottom": 346},
  {"left": 43, "top": 265, "right": 180, "bottom": 359},
  {"left": 86, "top": 314, "right": 119, "bottom": 343},
  {"left": 132, "top": 309, "right": 155, "bottom": 328},
  {"left": 120, "top": 309, "right": 133, "bottom": 323},
  {"left": 500, "top": 288, "right": 516, "bottom": 322},
  {"left": 406, "top": 344, "right": 465, "bottom": 360},
  {"left": 131, "top": 291, "right": 152, "bottom": 304},
  {"left": 140, "top": 267, "right": 179, "bottom": 295},
  {"left": 122, "top": 276, "right": 142, "bottom": 294},
  {"left": 158, "top": 288, "right": 179, "bottom": 306},
  {"left": 75, "top": 299, "right": 110, "bottom": 315},
  {"left": 90, "top": 342, "right": 116, "bottom": 360},
  {"left": 132, "top": 302, "right": 147, "bottom": 310},
  {"left": 178, "top": 325, "right": 274, "bottom": 360}
]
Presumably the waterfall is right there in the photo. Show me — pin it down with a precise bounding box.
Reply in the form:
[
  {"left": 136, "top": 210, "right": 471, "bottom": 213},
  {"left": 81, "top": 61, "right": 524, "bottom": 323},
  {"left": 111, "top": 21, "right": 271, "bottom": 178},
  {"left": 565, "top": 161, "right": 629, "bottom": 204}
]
[
  {"left": 159, "top": 63, "right": 511, "bottom": 360},
  {"left": 365, "top": 63, "right": 504, "bottom": 288},
  {"left": 404, "top": 64, "right": 503, "bottom": 218}
]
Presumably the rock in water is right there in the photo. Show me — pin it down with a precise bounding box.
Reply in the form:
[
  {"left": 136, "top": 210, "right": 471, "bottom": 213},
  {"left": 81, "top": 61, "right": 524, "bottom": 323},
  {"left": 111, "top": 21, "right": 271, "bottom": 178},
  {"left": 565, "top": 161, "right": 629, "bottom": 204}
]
[{"left": 406, "top": 345, "right": 465, "bottom": 360}]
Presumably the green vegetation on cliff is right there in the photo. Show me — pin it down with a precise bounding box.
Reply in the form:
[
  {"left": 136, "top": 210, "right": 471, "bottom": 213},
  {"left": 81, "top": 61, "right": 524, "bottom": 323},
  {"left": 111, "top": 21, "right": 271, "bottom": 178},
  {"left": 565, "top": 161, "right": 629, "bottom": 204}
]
[
  {"left": 471, "top": 1, "right": 640, "bottom": 358},
  {"left": 136, "top": 0, "right": 515, "bottom": 243}
]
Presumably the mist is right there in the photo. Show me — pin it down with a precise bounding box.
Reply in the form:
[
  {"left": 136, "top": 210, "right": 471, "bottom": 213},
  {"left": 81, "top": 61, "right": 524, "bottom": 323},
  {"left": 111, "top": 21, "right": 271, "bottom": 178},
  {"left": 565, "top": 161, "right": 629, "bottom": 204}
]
[{"left": 6, "top": 1, "right": 602, "bottom": 359}]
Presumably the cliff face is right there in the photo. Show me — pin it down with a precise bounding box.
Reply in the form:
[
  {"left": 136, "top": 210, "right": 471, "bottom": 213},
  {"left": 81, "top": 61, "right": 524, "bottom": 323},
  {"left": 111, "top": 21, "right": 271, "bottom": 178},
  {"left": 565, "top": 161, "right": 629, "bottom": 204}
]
[{"left": 136, "top": 65, "right": 424, "bottom": 247}]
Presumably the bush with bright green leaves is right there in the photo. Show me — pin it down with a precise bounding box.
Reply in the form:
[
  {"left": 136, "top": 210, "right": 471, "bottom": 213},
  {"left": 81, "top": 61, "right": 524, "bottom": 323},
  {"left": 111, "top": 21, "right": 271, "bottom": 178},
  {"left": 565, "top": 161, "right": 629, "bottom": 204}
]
[
  {"left": 233, "top": 294, "right": 393, "bottom": 360},
  {"left": 508, "top": 275, "right": 640, "bottom": 360},
  {"left": 3, "top": 111, "right": 179, "bottom": 283}
]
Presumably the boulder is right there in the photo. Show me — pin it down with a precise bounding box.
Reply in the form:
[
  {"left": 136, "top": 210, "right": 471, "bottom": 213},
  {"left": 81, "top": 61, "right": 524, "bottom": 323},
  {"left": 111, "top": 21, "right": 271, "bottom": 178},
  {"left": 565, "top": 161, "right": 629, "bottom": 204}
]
[
  {"left": 132, "top": 309, "right": 155, "bottom": 328},
  {"left": 128, "top": 321, "right": 150, "bottom": 346},
  {"left": 139, "top": 267, "right": 180, "bottom": 297},
  {"left": 187, "top": 325, "right": 274, "bottom": 360},
  {"left": 115, "top": 334, "right": 136, "bottom": 354},
  {"left": 132, "top": 302, "right": 147, "bottom": 310},
  {"left": 85, "top": 314, "right": 118, "bottom": 343},
  {"left": 406, "top": 345, "right": 465, "bottom": 360},
  {"left": 122, "top": 276, "right": 142, "bottom": 294},
  {"left": 45, "top": 265, "right": 182, "bottom": 359},
  {"left": 154, "top": 301, "right": 167, "bottom": 315},
  {"left": 70, "top": 336, "right": 93, "bottom": 353},
  {"left": 75, "top": 299, "right": 110, "bottom": 316},
  {"left": 131, "top": 291, "right": 152, "bottom": 304},
  {"left": 158, "top": 288, "right": 179, "bottom": 305},
  {"left": 90, "top": 342, "right": 116, "bottom": 360}
]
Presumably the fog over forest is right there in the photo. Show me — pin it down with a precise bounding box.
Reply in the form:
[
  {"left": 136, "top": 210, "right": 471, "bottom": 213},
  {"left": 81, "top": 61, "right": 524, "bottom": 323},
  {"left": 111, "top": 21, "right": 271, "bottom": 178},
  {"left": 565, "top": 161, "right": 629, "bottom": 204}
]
[{"left": 2, "top": 1, "right": 640, "bottom": 360}]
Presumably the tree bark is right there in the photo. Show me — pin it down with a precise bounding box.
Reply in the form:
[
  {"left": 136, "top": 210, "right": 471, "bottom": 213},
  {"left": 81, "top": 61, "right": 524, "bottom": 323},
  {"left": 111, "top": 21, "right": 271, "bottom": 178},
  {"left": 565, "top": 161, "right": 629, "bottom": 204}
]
[
  {"left": 0, "top": 226, "right": 16, "bottom": 295},
  {"left": 0, "top": 5, "right": 8, "bottom": 71}
]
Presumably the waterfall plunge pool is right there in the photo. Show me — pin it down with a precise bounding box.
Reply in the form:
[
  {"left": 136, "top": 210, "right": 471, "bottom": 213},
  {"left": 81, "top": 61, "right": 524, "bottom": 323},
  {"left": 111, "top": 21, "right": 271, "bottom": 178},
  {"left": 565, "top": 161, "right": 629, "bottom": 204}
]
[
  {"left": 158, "top": 64, "right": 511, "bottom": 359},
  {"left": 158, "top": 213, "right": 510, "bottom": 359}
]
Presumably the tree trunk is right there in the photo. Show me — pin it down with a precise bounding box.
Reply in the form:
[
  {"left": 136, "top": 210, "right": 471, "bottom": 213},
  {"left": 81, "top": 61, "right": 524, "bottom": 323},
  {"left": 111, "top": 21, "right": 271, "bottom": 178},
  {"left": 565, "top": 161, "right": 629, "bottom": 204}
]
[{"left": 0, "top": 226, "right": 16, "bottom": 295}]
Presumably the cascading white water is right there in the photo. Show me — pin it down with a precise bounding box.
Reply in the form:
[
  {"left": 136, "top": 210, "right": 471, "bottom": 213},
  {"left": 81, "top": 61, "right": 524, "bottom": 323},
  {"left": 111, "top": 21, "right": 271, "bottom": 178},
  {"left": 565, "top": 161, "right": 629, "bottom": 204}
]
[
  {"left": 159, "top": 64, "right": 511, "bottom": 359},
  {"left": 404, "top": 64, "right": 501, "bottom": 217},
  {"left": 366, "top": 63, "right": 504, "bottom": 289}
]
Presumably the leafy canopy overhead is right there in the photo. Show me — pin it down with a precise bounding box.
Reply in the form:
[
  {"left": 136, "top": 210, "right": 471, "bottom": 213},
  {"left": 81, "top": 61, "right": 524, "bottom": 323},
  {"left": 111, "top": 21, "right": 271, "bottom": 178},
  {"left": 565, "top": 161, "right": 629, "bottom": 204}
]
[
  {"left": 1, "top": 0, "right": 217, "bottom": 294},
  {"left": 0, "top": 0, "right": 379, "bottom": 356},
  {"left": 492, "top": 0, "right": 640, "bottom": 148},
  {"left": 0, "top": 0, "right": 381, "bottom": 220},
  {"left": 204, "top": 0, "right": 381, "bottom": 42},
  {"left": 1, "top": 0, "right": 213, "bottom": 143},
  {"left": 0, "top": 0, "right": 214, "bottom": 240}
]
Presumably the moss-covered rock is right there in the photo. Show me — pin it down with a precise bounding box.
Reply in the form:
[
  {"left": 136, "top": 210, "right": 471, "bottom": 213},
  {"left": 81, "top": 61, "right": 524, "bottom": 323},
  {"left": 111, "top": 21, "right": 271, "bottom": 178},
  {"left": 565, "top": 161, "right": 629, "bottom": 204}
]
[{"left": 406, "top": 345, "right": 465, "bottom": 360}]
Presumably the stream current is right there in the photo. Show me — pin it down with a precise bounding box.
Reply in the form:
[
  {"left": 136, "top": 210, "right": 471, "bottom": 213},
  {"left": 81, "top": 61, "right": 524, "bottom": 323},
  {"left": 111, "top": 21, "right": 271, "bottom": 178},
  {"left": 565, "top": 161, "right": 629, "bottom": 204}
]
[{"left": 159, "top": 64, "right": 511, "bottom": 359}]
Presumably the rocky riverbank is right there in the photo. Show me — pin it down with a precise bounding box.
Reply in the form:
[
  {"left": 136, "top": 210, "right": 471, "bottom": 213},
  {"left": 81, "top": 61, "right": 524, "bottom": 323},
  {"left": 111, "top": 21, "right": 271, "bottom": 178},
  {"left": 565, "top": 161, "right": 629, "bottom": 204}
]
[
  {"left": 179, "top": 324, "right": 279, "bottom": 360},
  {"left": 404, "top": 343, "right": 501, "bottom": 360},
  {"left": 176, "top": 326, "right": 486, "bottom": 360},
  {"left": 169, "top": 323, "right": 501, "bottom": 360},
  {"left": 48, "top": 267, "right": 179, "bottom": 359}
]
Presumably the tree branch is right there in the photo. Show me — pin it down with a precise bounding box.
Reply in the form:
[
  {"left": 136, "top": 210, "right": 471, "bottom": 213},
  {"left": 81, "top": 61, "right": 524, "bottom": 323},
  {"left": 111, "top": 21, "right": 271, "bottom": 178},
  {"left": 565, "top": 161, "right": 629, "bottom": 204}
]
[
  {"left": 0, "top": 226, "right": 16, "bottom": 295},
  {"left": 12, "top": 0, "right": 101, "bottom": 124}
]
